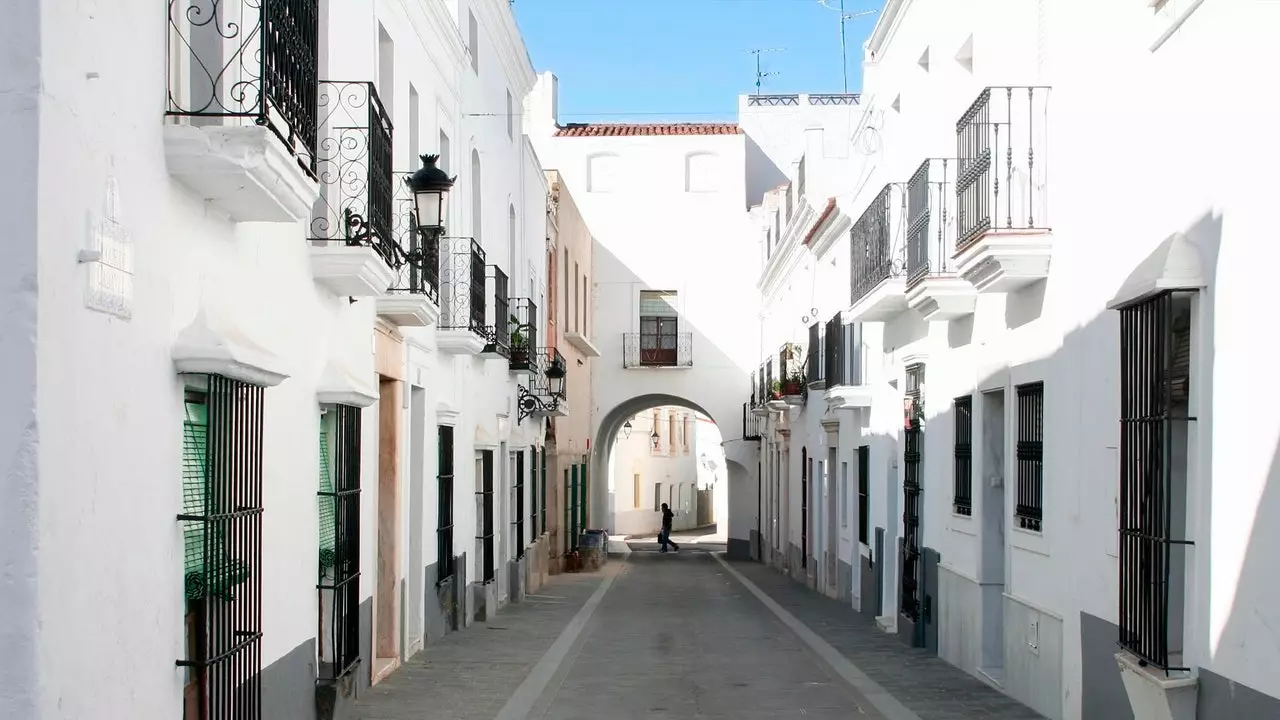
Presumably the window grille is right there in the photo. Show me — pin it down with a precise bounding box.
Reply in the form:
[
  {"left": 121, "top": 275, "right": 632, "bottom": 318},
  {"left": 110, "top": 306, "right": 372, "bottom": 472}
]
[
  {"left": 317, "top": 404, "right": 361, "bottom": 681},
  {"left": 1015, "top": 383, "right": 1045, "bottom": 531},
  {"left": 514, "top": 451, "right": 526, "bottom": 560},
  {"left": 953, "top": 396, "right": 973, "bottom": 516},
  {"left": 437, "top": 426, "right": 455, "bottom": 582},
  {"left": 477, "top": 450, "right": 495, "bottom": 582}
]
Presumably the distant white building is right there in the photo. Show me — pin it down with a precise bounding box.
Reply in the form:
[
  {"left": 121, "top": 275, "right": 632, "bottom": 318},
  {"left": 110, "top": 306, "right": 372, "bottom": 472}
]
[
  {"left": 610, "top": 407, "right": 724, "bottom": 536},
  {"left": 749, "top": 0, "right": 1280, "bottom": 718}
]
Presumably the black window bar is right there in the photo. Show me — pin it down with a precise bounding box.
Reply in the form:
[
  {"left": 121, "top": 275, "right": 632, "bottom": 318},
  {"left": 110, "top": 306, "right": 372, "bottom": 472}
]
[
  {"left": 906, "top": 158, "right": 956, "bottom": 287},
  {"left": 440, "top": 237, "right": 487, "bottom": 334},
  {"left": 166, "top": 0, "right": 320, "bottom": 178},
  {"left": 514, "top": 451, "right": 526, "bottom": 560},
  {"left": 823, "top": 314, "right": 844, "bottom": 388},
  {"left": 308, "top": 81, "right": 396, "bottom": 268},
  {"left": 955, "top": 86, "right": 1051, "bottom": 253},
  {"left": 757, "top": 364, "right": 767, "bottom": 404},
  {"left": 539, "top": 449, "right": 548, "bottom": 535},
  {"left": 477, "top": 450, "right": 495, "bottom": 582},
  {"left": 437, "top": 426, "right": 455, "bottom": 583},
  {"left": 530, "top": 447, "right": 539, "bottom": 537},
  {"left": 509, "top": 298, "right": 539, "bottom": 372},
  {"left": 484, "top": 266, "right": 511, "bottom": 357},
  {"left": 953, "top": 396, "right": 973, "bottom": 516},
  {"left": 1015, "top": 382, "right": 1045, "bottom": 532},
  {"left": 178, "top": 374, "right": 265, "bottom": 720},
  {"left": 807, "top": 322, "right": 823, "bottom": 386},
  {"left": 850, "top": 183, "right": 904, "bottom": 308},
  {"left": 800, "top": 447, "right": 809, "bottom": 569},
  {"left": 317, "top": 404, "right": 361, "bottom": 683},
  {"left": 900, "top": 363, "right": 925, "bottom": 621},
  {"left": 765, "top": 358, "right": 775, "bottom": 400},
  {"left": 1118, "top": 291, "right": 1195, "bottom": 672},
  {"left": 857, "top": 445, "right": 870, "bottom": 545}
]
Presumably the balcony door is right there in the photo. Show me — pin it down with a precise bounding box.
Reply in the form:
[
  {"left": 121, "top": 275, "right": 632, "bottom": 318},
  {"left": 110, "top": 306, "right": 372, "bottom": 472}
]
[{"left": 639, "top": 317, "right": 678, "bottom": 366}]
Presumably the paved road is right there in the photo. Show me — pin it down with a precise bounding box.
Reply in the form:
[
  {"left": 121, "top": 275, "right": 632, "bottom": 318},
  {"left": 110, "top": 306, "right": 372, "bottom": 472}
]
[{"left": 356, "top": 549, "right": 1044, "bottom": 720}]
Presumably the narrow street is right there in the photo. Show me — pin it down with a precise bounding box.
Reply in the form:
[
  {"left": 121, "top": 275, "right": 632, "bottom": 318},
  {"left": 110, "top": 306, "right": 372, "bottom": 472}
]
[{"left": 355, "top": 546, "right": 1045, "bottom": 720}]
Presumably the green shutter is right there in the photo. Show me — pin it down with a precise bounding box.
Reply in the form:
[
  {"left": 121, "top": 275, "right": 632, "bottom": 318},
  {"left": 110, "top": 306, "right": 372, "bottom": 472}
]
[
  {"left": 318, "top": 418, "right": 336, "bottom": 571},
  {"left": 181, "top": 399, "right": 249, "bottom": 601}
]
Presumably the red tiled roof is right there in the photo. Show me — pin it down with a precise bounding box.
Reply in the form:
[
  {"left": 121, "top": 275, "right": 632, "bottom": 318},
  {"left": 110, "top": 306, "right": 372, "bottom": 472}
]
[
  {"left": 554, "top": 123, "right": 743, "bottom": 137},
  {"left": 803, "top": 198, "right": 838, "bottom": 246}
]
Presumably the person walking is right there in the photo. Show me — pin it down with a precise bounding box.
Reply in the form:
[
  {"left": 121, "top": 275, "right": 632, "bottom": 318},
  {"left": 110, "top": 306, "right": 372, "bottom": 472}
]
[{"left": 659, "top": 503, "right": 680, "bottom": 553}]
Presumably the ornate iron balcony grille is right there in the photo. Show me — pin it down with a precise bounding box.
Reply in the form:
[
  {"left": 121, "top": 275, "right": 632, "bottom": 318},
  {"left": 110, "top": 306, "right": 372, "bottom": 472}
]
[
  {"left": 955, "top": 86, "right": 1051, "bottom": 253},
  {"left": 166, "top": 0, "right": 319, "bottom": 177},
  {"left": 517, "top": 347, "right": 568, "bottom": 423},
  {"left": 309, "top": 82, "right": 395, "bottom": 266},
  {"left": 622, "top": 332, "right": 693, "bottom": 368},
  {"left": 177, "top": 374, "right": 265, "bottom": 720},
  {"left": 385, "top": 179, "right": 440, "bottom": 301},
  {"left": 905, "top": 158, "right": 957, "bottom": 287},
  {"left": 953, "top": 396, "right": 973, "bottom": 516},
  {"left": 317, "top": 404, "right": 361, "bottom": 682},
  {"left": 1015, "top": 382, "right": 1045, "bottom": 532},
  {"left": 436, "top": 426, "right": 455, "bottom": 584},
  {"left": 484, "top": 267, "right": 511, "bottom": 357},
  {"left": 777, "top": 343, "right": 805, "bottom": 396},
  {"left": 440, "top": 237, "right": 487, "bottom": 334},
  {"left": 824, "top": 314, "right": 864, "bottom": 388},
  {"left": 749, "top": 371, "right": 758, "bottom": 408},
  {"left": 477, "top": 450, "right": 496, "bottom": 582},
  {"left": 1118, "top": 291, "right": 1195, "bottom": 673},
  {"left": 508, "top": 298, "right": 539, "bottom": 371},
  {"left": 850, "top": 184, "right": 904, "bottom": 307}
]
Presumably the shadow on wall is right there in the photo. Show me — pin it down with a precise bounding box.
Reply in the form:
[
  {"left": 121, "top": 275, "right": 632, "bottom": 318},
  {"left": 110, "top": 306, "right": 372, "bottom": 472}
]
[
  {"left": 746, "top": 134, "right": 787, "bottom": 209},
  {"left": 861, "top": 210, "right": 1272, "bottom": 718}
]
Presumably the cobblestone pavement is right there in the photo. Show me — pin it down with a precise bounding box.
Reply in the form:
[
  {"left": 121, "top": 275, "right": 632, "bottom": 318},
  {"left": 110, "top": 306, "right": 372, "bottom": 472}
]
[{"left": 355, "top": 549, "right": 1046, "bottom": 720}]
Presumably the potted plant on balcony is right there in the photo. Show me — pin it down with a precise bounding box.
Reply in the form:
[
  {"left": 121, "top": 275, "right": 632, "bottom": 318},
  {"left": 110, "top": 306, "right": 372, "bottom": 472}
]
[
  {"left": 770, "top": 380, "right": 783, "bottom": 400},
  {"left": 782, "top": 370, "right": 805, "bottom": 397},
  {"left": 509, "top": 314, "right": 530, "bottom": 368}
]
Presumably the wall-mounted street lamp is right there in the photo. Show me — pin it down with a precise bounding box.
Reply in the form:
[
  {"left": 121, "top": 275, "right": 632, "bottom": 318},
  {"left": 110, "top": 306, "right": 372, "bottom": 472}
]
[
  {"left": 650, "top": 427, "right": 660, "bottom": 450},
  {"left": 621, "top": 420, "right": 633, "bottom": 440},
  {"left": 546, "top": 353, "right": 567, "bottom": 397},
  {"left": 405, "top": 153, "right": 455, "bottom": 235}
]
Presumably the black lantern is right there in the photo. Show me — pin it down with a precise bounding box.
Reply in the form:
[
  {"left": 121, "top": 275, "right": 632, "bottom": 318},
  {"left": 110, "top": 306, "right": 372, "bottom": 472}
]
[
  {"left": 650, "top": 426, "right": 660, "bottom": 450},
  {"left": 405, "top": 154, "right": 455, "bottom": 234},
  {"left": 620, "top": 420, "right": 632, "bottom": 439},
  {"left": 545, "top": 352, "right": 567, "bottom": 397}
]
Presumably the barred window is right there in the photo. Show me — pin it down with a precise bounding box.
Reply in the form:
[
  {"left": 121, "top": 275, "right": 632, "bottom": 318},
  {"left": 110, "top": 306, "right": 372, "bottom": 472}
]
[
  {"left": 1015, "top": 383, "right": 1045, "bottom": 531},
  {"left": 953, "top": 396, "right": 973, "bottom": 516},
  {"left": 318, "top": 405, "right": 362, "bottom": 682},
  {"left": 437, "top": 427, "right": 455, "bottom": 582}
]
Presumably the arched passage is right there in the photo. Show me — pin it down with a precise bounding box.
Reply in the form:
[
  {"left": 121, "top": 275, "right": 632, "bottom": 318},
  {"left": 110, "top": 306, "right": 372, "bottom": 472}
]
[{"left": 590, "top": 393, "right": 756, "bottom": 550}]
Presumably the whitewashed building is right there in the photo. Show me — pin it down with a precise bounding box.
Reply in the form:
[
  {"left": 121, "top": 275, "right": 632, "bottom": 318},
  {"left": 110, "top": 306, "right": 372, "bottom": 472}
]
[
  {"left": 527, "top": 72, "right": 762, "bottom": 553},
  {"left": 0, "top": 0, "right": 555, "bottom": 718},
  {"left": 750, "top": 0, "right": 1280, "bottom": 718},
  {"left": 609, "top": 407, "right": 724, "bottom": 536}
]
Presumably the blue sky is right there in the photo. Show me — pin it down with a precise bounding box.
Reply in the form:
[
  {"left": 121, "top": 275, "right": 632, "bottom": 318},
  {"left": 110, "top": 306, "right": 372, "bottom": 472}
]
[{"left": 512, "top": 0, "right": 883, "bottom": 123}]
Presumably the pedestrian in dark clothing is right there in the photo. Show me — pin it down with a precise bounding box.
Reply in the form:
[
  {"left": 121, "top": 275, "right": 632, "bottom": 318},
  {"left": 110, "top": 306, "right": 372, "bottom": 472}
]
[{"left": 659, "top": 503, "right": 680, "bottom": 553}]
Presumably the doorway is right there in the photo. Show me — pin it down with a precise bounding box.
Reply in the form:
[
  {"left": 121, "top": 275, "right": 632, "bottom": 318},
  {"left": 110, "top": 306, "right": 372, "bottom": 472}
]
[
  {"left": 374, "top": 377, "right": 402, "bottom": 684},
  {"left": 979, "top": 388, "right": 1007, "bottom": 680}
]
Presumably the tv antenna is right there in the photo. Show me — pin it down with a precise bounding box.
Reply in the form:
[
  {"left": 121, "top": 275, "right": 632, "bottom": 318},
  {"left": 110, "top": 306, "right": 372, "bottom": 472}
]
[
  {"left": 817, "top": 1, "right": 877, "bottom": 93},
  {"left": 748, "top": 48, "right": 785, "bottom": 95}
]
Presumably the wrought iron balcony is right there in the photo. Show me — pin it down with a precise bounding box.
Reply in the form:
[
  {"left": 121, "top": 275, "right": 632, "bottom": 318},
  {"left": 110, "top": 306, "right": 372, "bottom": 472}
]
[
  {"left": 481, "top": 267, "right": 511, "bottom": 359},
  {"left": 764, "top": 358, "right": 778, "bottom": 402},
  {"left": 806, "top": 322, "right": 824, "bottom": 387},
  {"left": 622, "top": 332, "right": 692, "bottom": 368},
  {"left": 904, "top": 158, "right": 977, "bottom": 320},
  {"left": 439, "top": 237, "right": 487, "bottom": 336},
  {"left": 307, "top": 81, "right": 396, "bottom": 297},
  {"left": 517, "top": 347, "right": 568, "bottom": 423},
  {"left": 508, "top": 298, "right": 539, "bottom": 372},
  {"left": 165, "top": 0, "right": 319, "bottom": 194},
  {"left": 823, "top": 313, "right": 867, "bottom": 396},
  {"left": 778, "top": 342, "right": 806, "bottom": 400},
  {"left": 956, "top": 86, "right": 1051, "bottom": 253},
  {"left": 849, "top": 184, "right": 908, "bottom": 319}
]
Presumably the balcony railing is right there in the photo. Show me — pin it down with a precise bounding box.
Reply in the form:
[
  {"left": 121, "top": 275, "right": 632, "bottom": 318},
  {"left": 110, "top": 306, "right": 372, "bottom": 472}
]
[
  {"left": 778, "top": 343, "right": 805, "bottom": 396},
  {"left": 808, "top": 93, "right": 860, "bottom": 106},
  {"left": 166, "top": 0, "right": 319, "bottom": 176},
  {"left": 516, "top": 347, "right": 567, "bottom": 423},
  {"left": 806, "top": 322, "right": 823, "bottom": 386},
  {"left": 906, "top": 158, "right": 958, "bottom": 287},
  {"left": 439, "top": 237, "right": 486, "bottom": 334},
  {"left": 850, "top": 184, "right": 905, "bottom": 307},
  {"left": 622, "top": 332, "right": 693, "bottom": 368},
  {"left": 823, "top": 314, "right": 865, "bottom": 388},
  {"left": 309, "top": 81, "right": 395, "bottom": 266},
  {"left": 747, "top": 94, "right": 800, "bottom": 107},
  {"left": 483, "top": 267, "right": 510, "bottom": 357},
  {"left": 384, "top": 177, "right": 440, "bottom": 301},
  {"left": 508, "top": 298, "right": 539, "bottom": 371},
  {"left": 765, "top": 358, "right": 776, "bottom": 400},
  {"left": 955, "top": 86, "right": 1051, "bottom": 252}
]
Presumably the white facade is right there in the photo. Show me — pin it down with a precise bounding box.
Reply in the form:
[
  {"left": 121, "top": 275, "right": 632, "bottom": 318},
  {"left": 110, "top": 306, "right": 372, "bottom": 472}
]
[
  {"left": 750, "top": 1, "right": 1280, "bottom": 719},
  {"left": 528, "top": 73, "right": 761, "bottom": 550},
  {"left": 610, "top": 407, "right": 725, "bottom": 536},
  {"left": 0, "top": 0, "right": 554, "bottom": 717}
]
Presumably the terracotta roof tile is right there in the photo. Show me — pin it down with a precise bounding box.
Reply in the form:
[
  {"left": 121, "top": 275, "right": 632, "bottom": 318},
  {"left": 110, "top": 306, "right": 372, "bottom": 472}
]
[
  {"left": 554, "top": 123, "right": 743, "bottom": 137},
  {"left": 803, "top": 198, "right": 838, "bottom": 247}
]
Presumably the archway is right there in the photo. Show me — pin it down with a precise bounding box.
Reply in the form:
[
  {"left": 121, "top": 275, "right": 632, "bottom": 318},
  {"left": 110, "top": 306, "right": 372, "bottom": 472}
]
[{"left": 590, "top": 393, "right": 754, "bottom": 551}]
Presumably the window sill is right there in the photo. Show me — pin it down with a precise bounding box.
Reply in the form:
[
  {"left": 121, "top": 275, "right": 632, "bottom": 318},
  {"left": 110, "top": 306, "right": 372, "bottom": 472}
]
[{"left": 1010, "top": 526, "right": 1050, "bottom": 558}]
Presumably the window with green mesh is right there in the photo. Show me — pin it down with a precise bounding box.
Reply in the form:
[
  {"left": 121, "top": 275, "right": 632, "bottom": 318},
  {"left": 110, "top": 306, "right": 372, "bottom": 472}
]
[
  {"left": 182, "top": 400, "right": 209, "bottom": 578},
  {"left": 318, "top": 413, "right": 336, "bottom": 572}
]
